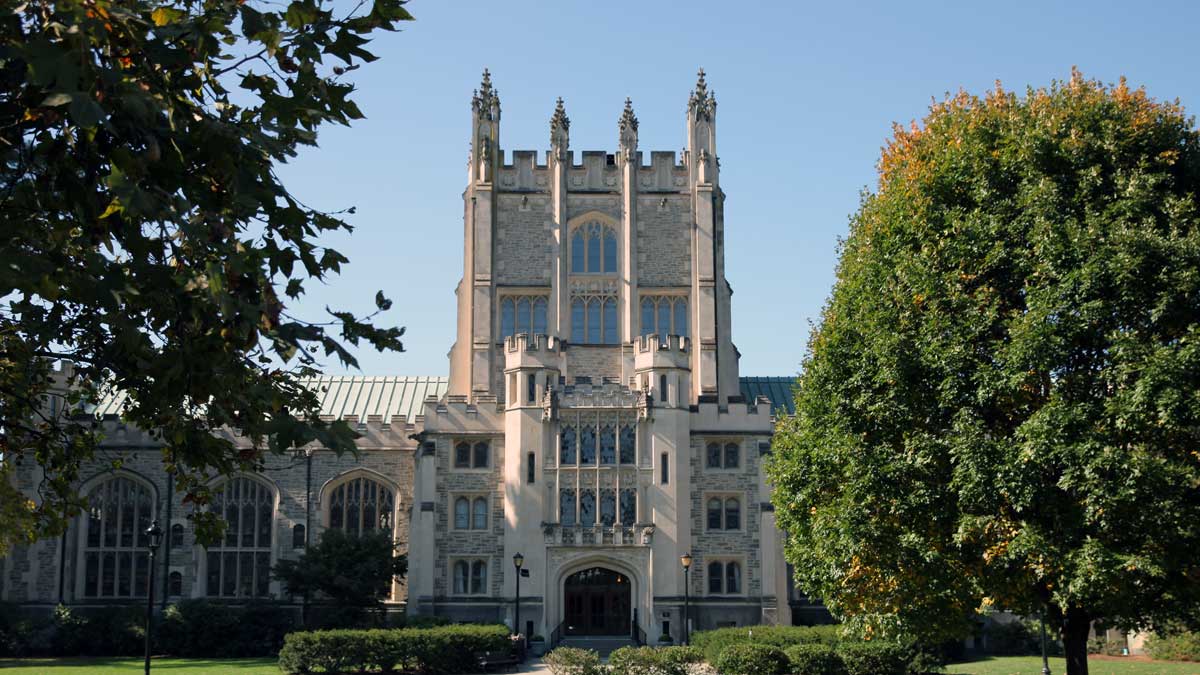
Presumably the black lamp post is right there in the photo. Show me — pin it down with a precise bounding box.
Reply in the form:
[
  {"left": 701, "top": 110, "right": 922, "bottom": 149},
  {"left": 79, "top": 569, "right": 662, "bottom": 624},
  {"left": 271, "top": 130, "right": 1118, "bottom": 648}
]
[
  {"left": 513, "top": 553, "right": 525, "bottom": 645},
  {"left": 1040, "top": 606, "right": 1052, "bottom": 675},
  {"left": 680, "top": 552, "right": 693, "bottom": 646},
  {"left": 143, "top": 520, "right": 163, "bottom": 675}
]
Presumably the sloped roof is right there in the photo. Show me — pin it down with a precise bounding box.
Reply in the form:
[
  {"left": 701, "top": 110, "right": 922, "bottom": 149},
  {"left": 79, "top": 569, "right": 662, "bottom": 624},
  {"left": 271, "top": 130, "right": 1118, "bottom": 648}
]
[
  {"left": 93, "top": 375, "right": 449, "bottom": 424},
  {"left": 739, "top": 376, "right": 797, "bottom": 416}
]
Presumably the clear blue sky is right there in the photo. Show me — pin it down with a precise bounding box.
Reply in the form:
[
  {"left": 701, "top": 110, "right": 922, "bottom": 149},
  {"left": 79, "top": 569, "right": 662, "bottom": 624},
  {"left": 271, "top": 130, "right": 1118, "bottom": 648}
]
[{"left": 278, "top": 0, "right": 1200, "bottom": 377}]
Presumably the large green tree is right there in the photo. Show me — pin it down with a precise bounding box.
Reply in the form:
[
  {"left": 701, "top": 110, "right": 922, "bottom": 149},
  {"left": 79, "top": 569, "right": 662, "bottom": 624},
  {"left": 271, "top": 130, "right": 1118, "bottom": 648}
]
[
  {"left": 0, "top": 0, "right": 411, "bottom": 551},
  {"left": 768, "top": 71, "right": 1200, "bottom": 675}
]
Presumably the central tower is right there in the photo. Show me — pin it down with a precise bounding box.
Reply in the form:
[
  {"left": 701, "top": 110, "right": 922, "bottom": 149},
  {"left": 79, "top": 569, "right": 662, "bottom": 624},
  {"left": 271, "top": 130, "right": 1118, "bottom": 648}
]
[{"left": 446, "top": 69, "right": 742, "bottom": 405}]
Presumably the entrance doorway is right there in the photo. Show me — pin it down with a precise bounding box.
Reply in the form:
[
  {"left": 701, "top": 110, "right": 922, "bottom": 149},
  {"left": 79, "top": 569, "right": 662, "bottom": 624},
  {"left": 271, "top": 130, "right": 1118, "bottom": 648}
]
[{"left": 563, "top": 567, "right": 631, "bottom": 636}]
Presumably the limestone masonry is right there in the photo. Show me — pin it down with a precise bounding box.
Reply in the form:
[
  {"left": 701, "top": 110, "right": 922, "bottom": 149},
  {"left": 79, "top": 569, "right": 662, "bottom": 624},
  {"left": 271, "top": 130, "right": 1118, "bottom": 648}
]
[{"left": 1, "top": 70, "right": 827, "bottom": 640}]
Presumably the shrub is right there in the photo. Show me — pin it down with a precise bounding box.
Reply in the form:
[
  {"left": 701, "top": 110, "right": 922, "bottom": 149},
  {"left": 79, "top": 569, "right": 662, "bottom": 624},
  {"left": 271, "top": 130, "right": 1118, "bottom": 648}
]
[
  {"left": 609, "top": 645, "right": 689, "bottom": 675},
  {"left": 543, "top": 646, "right": 603, "bottom": 675},
  {"left": 691, "top": 625, "right": 841, "bottom": 665},
  {"left": 159, "top": 600, "right": 296, "bottom": 657},
  {"left": 786, "top": 643, "right": 844, "bottom": 675},
  {"left": 837, "top": 642, "right": 907, "bottom": 675},
  {"left": 277, "top": 623, "right": 510, "bottom": 674},
  {"left": 660, "top": 645, "right": 703, "bottom": 664},
  {"left": 0, "top": 603, "right": 37, "bottom": 657},
  {"left": 1146, "top": 630, "right": 1200, "bottom": 662},
  {"left": 713, "top": 643, "right": 791, "bottom": 675}
]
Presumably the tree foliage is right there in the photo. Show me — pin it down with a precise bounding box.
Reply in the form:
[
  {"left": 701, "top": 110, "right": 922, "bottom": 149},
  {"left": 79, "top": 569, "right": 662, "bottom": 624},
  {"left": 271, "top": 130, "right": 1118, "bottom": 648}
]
[
  {"left": 273, "top": 529, "right": 407, "bottom": 620},
  {"left": 0, "top": 0, "right": 412, "bottom": 551},
  {"left": 768, "top": 71, "right": 1200, "bottom": 675}
]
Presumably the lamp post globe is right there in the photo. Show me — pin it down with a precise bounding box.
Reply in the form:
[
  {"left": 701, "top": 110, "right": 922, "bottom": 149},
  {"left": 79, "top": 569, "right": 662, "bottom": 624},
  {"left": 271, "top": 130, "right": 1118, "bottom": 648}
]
[{"left": 680, "top": 553, "right": 692, "bottom": 646}]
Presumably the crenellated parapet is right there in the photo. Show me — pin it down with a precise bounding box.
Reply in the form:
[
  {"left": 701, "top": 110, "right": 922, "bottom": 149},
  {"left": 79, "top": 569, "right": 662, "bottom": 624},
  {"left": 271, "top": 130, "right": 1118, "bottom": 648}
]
[
  {"left": 494, "top": 148, "right": 688, "bottom": 193},
  {"left": 690, "top": 394, "right": 775, "bottom": 433},
  {"left": 634, "top": 334, "right": 690, "bottom": 372},
  {"left": 557, "top": 380, "right": 640, "bottom": 409},
  {"left": 503, "top": 333, "right": 561, "bottom": 371}
]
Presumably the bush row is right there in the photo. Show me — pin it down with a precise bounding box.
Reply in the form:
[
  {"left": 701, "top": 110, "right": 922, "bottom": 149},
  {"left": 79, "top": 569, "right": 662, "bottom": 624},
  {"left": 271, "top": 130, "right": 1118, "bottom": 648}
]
[
  {"left": 712, "top": 641, "right": 910, "bottom": 675},
  {"left": 690, "top": 625, "right": 843, "bottom": 665},
  {"left": 608, "top": 645, "right": 704, "bottom": 675},
  {"left": 277, "top": 623, "right": 512, "bottom": 674},
  {"left": 1146, "top": 630, "right": 1200, "bottom": 662}
]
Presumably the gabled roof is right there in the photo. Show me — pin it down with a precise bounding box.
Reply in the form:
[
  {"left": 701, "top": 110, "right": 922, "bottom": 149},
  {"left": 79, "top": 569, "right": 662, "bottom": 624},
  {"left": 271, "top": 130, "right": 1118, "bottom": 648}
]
[
  {"left": 739, "top": 376, "right": 797, "bottom": 416},
  {"left": 93, "top": 375, "right": 449, "bottom": 424}
]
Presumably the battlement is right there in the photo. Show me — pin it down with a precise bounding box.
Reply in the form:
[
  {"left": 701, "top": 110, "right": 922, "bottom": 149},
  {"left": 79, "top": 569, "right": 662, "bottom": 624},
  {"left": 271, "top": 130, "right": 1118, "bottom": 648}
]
[
  {"left": 634, "top": 334, "right": 690, "bottom": 372},
  {"left": 689, "top": 394, "right": 776, "bottom": 433},
  {"left": 503, "top": 333, "right": 562, "bottom": 372},
  {"left": 496, "top": 149, "right": 688, "bottom": 193},
  {"left": 504, "top": 333, "right": 559, "bottom": 353}
]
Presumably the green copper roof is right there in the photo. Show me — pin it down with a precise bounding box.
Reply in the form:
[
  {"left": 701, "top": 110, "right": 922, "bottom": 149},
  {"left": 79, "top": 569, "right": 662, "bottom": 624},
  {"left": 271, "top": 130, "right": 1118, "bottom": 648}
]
[{"left": 739, "top": 376, "right": 797, "bottom": 415}]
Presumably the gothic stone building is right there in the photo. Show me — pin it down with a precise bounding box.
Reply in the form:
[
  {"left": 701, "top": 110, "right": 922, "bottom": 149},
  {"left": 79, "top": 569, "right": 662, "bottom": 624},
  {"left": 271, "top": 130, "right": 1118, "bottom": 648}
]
[{"left": 0, "top": 70, "right": 824, "bottom": 641}]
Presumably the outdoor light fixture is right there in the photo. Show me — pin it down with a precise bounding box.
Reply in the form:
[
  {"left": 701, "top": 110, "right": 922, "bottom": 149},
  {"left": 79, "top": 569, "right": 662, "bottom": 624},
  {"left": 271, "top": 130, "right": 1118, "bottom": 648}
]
[
  {"left": 680, "top": 552, "right": 692, "bottom": 645},
  {"left": 144, "top": 520, "right": 163, "bottom": 675},
  {"left": 513, "top": 553, "right": 525, "bottom": 649}
]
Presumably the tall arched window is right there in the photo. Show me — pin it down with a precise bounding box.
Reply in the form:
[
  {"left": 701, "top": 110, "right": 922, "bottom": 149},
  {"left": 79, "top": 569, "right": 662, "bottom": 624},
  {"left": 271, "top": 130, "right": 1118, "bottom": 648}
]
[
  {"left": 724, "top": 498, "right": 741, "bottom": 530},
  {"left": 640, "top": 299, "right": 654, "bottom": 337},
  {"left": 328, "top": 475, "right": 395, "bottom": 536},
  {"left": 707, "top": 561, "right": 723, "bottom": 594},
  {"left": 619, "top": 488, "right": 637, "bottom": 525},
  {"left": 619, "top": 424, "right": 635, "bottom": 464},
  {"left": 454, "top": 497, "right": 470, "bottom": 530},
  {"left": 587, "top": 300, "right": 601, "bottom": 344},
  {"left": 579, "top": 489, "right": 596, "bottom": 526},
  {"left": 532, "top": 298, "right": 548, "bottom": 334},
  {"left": 501, "top": 300, "right": 514, "bottom": 339},
  {"left": 673, "top": 298, "right": 688, "bottom": 338},
  {"left": 603, "top": 298, "right": 618, "bottom": 344},
  {"left": 571, "top": 222, "right": 618, "bottom": 274},
  {"left": 206, "top": 476, "right": 274, "bottom": 598},
  {"left": 472, "top": 497, "right": 488, "bottom": 530},
  {"left": 603, "top": 228, "right": 617, "bottom": 273},
  {"left": 726, "top": 561, "right": 742, "bottom": 594},
  {"left": 724, "top": 442, "right": 740, "bottom": 469},
  {"left": 571, "top": 298, "right": 586, "bottom": 339},
  {"left": 471, "top": 560, "right": 488, "bottom": 594},
  {"left": 707, "top": 498, "right": 723, "bottom": 530},
  {"left": 580, "top": 426, "right": 596, "bottom": 464},
  {"left": 516, "top": 298, "right": 531, "bottom": 336},
  {"left": 571, "top": 230, "right": 586, "bottom": 272},
  {"left": 81, "top": 475, "right": 154, "bottom": 599},
  {"left": 453, "top": 560, "right": 469, "bottom": 594}
]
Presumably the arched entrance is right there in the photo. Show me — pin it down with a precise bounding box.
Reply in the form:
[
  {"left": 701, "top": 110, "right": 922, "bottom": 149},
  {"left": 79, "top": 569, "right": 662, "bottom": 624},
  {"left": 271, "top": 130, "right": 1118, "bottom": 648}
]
[{"left": 563, "top": 567, "right": 631, "bottom": 636}]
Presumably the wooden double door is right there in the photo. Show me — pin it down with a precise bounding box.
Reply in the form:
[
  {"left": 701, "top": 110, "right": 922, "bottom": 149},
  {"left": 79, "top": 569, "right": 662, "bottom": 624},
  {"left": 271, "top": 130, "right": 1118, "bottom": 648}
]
[{"left": 563, "top": 567, "right": 631, "bottom": 636}]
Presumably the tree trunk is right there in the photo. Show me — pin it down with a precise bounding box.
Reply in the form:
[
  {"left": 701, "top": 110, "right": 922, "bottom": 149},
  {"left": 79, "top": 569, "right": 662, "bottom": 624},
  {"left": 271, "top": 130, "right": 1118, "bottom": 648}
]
[{"left": 1061, "top": 606, "right": 1092, "bottom": 675}]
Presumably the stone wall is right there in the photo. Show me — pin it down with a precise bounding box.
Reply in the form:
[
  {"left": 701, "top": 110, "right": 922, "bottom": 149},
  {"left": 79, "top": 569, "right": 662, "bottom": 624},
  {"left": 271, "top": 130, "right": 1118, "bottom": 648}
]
[
  {"left": 566, "top": 346, "right": 622, "bottom": 383},
  {"left": 637, "top": 195, "right": 692, "bottom": 288},
  {"left": 688, "top": 436, "right": 763, "bottom": 598},
  {"left": 431, "top": 434, "right": 506, "bottom": 599},
  {"left": 495, "top": 194, "right": 553, "bottom": 285}
]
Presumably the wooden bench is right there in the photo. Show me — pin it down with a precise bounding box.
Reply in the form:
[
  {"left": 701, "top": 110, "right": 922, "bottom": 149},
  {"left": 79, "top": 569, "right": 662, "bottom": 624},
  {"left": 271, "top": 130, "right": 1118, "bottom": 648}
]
[{"left": 476, "top": 650, "right": 520, "bottom": 672}]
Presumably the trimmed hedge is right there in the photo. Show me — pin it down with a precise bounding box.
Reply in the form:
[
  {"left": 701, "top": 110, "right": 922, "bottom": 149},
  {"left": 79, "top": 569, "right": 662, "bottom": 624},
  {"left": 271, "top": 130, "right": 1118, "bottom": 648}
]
[
  {"left": 837, "top": 642, "right": 907, "bottom": 675},
  {"left": 277, "top": 623, "right": 510, "bottom": 674},
  {"left": 543, "top": 646, "right": 603, "bottom": 675},
  {"left": 691, "top": 625, "right": 841, "bottom": 665},
  {"left": 608, "top": 645, "right": 701, "bottom": 675},
  {"left": 713, "top": 643, "right": 791, "bottom": 675},
  {"left": 160, "top": 600, "right": 296, "bottom": 657},
  {"left": 785, "top": 643, "right": 844, "bottom": 675}
]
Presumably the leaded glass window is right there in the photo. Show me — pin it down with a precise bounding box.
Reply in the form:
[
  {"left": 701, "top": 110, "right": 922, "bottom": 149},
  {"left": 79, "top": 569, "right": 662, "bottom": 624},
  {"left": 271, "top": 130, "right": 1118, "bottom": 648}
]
[
  {"left": 454, "top": 497, "right": 470, "bottom": 529},
  {"left": 500, "top": 296, "right": 550, "bottom": 339},
  {"left": 707, "top": 498, "right": 722, "bottom": 530},
  {"left": 724, "top": 442, "right": 740, "bottom": 469},
  {"left": 206, "top": 477, "right": 273, "bottom": 598},
  {"left": 453, "top": 560, "right": 469, "bottom": 594},
  {"left": 328, "top": 476, "right": 394, "bottom": 536},
  {"left": 81, "top": 476, "right": 154, "bottom": 599},
  {"left": 708, "top": 562, "right": 723, "bottom": 594},
  {"left": 619, "top": 425, "right": 635, "bottom": 464},
  {"left": 599, "top": 424, "right": 616, "bottom": 464},
  {"left": 599, "top": 489, "right": 616, "bottom": 526},
  {"left": 726, "top": 562, "right": 742, "bottom": 593},
  {"left": 560, "top": 489, "right": 576, "bottom": 526},
  {"left": 602, "top": 227, "right": 617, "bottom": 273},
  {"left": 470, "top": 560, "right": 487, "bottom": 593},
  {"left": 560, "top": 426, "right": 577, "bottom": 464},
  {"left": 580, "top": 426, "right": 596, "bottom": 464},
  {"left": 579, "top": 489, "right": 596, "bottom": 526},
  {"left": 706, "top": 443, "right": 722, "bottom": 468},
  {"left": 619, "top": 488, "right": 637, "bottom": 525},
  {"left": 473, "top": 497, "right": 488, "bottom": 530},
  {"left": 725, "top": 498, "right": 741, "bottom": 530},
  {"left": 639, "top": 296, "right": 688, "bottom": 338},
  {"left": 603, "top": 298, "right": 618, "bottom": 344},
  {"left": 455, "top": 442, "right": 471, "bottom": 468},
  {"left": 571, "top": 222, "right": 619, "bottom": 274}
]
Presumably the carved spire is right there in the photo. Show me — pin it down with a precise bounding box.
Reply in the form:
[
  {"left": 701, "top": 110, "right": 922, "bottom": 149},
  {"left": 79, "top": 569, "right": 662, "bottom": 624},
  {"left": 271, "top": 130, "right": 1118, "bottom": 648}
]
[
  {"left": 472, "top": 68, "right": 500, "bottom": 119},
  {"left": 618, "top": 97, "right": 638, "bottom": 162},
  {"left": 688, "top": 67, "right": 716, "bottom": 121},
  {"left": 550, "top": 97, "right": 570, "bottom": 161},
  {"left": 619, "top": 97, "right": 639, "bottom": 134}
]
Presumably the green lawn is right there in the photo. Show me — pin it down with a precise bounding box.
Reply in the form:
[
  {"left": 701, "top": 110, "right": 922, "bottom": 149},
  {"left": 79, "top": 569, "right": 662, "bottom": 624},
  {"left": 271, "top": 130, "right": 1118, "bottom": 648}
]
[
  {"left": 0, "top": 657, "right": 281, "bottom": 674},
  {"left": 948, "top": 656, "right": 1200, "bottom": 675}
]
